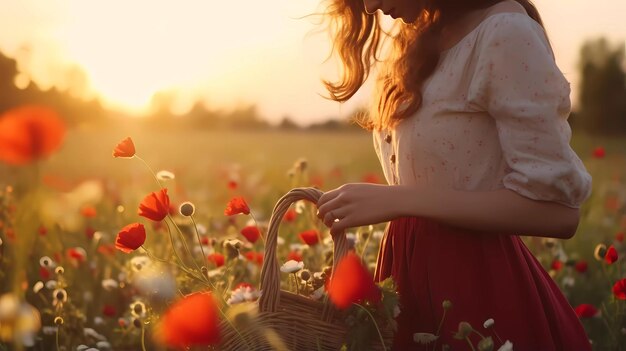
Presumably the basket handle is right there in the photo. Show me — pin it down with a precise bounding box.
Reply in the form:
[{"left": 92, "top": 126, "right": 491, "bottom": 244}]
[{"left": 258, "top": 187, "right": 350, "bottom": 313}]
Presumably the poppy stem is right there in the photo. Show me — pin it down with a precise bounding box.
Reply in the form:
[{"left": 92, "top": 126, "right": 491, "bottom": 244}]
[
  {"left": 249, "top": 212, "right": 267, "bottom": 246},
  {"left": 168, "top": 216, "right": 205, "bottom": 278},
  {"left": 465, "top": 336, "right": 477, "bottom": 351},
  {"left": 190, "top": 215, "right": 209, "bottom": 269},
  {"left": 55, "top": 326, "right": 61, "bottom": 351},
  {"left": 135, "top": 156, "right": 163, "bottom": 190},
  {"left": 493, "top": 328, "right": 503, "bottom": 344},
  {"left": 353, "top": 303, "right": 387, "bottom": 350},
  {"left": 431, "top": 309, "right": 447, "bottom": 351},
  {"left": 140, "top": 322, "right": 147, "bottom": 351}
]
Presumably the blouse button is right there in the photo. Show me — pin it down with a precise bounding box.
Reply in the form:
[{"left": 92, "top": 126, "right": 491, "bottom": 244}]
[
  {"left": 384, "top": 134, "right": 392, "bottom": 143},
  {"left": 390, "top": 154, "right": 396, "bottom": 164}
]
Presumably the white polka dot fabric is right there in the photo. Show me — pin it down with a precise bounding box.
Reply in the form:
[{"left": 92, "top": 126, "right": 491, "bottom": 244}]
[{"left": 373, "top": 12, "right": 592, "bottom": 209}]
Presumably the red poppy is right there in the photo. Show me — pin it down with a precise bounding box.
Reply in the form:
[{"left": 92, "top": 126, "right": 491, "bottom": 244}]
[
  {"left": 234, "top": 282, "right": 253, "bottom": 290},
  {"left": 85, "top": 226, "right": 96, "bottom": 240},
  {"left": 112, "top": 137, "right": 135, "bottom": 158},
  {"left": 207, "top": 253, "right": 225, "bottom": 267},
  {"left": 156, "top": 292, "right": 221, "bottom": 348},
  {"left": 612, "top": 278, "right": 626, "bottom": 300},
  {"left": 592, "top": 146, "right": 605, "bottom": 159},
  {"left": 138, "top": 188, "right": 171, "bottom": 222},
  {"left": 98, "top": 244, "right": 117, "bottom": 256},
  {"left": 39, "top": 267, "right": 51, "bottom": 280},
  {"left": 361, "top": 172, "right": 382, "bottom": 184},
  {"left": 605, "top": 196, "right": 619, "bottom": 213},
  {"left": 310, "top": 175, "right": 324, "bottom": 188},
  {"left": 299, "top": 229, "right": 320, "bottom": 246},
  {"left": 0, "top": 105, "right": 66, "bottom": 165},
  {"left": 574, "top": 304, "right": 598, "bottom": 318},
  {"left": 115, "top": 223, "right": 146, "bottom": 253},
  {"left": 328, "top": 252, "right": 381, "bottom": 309},
  {"left": 550, "top": 259, "right": 563, "bottom": 271},
  {"left": 81, "top": 206, "right": 97, "bottom": 218},
  {"left": 240, "top": 226, "right": 261, "bottom": 243},
  {"left": 605, "top": 245, "right": 618, "bottom": 264},
  {"left": 66, "top": 247, "right": 86, "bottom": 263},
  {"left": 38, "top": 226, "right": 47, "bottom": 236},
  {"left": 224, "top": 196, "right": 250, "bottom": 216},
  {"left": 616, "top": 232, "right": 624, "bottom": 243},
  {"left": 574, "top": 260, "right": 588, "bottom": 273},
  {"left": 287, "top": 251, "right": 303, "bottom": 262},
  {"left": 244, "top": 251, "right": 263, "bottom": 266},
  {"left": 227, "top": 180, "right": 238, "bottom": 190},
  {"left": 283, "top": 209, "right": 297, "bottom": 222},
  {"left": 103, "top": 304, "right": 117, "bottom": 317}
]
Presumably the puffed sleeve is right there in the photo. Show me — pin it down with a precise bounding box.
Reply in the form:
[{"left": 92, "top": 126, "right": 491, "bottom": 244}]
[{"left": 467, "top": 13, "right": 592, "bottom": 209}]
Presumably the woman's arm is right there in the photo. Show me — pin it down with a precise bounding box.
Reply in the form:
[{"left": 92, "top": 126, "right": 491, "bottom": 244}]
[{"left": 316, "top": 183, "right": 580, "bottom": 239}]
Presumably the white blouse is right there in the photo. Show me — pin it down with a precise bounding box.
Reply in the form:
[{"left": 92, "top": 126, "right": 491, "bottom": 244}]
[{"left": 373, "top": 12, "right": 593, "bottom": 209}]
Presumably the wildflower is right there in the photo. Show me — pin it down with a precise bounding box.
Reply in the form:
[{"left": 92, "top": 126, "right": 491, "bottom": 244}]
[
  {"left": 227, "top": 180, "right": 238, "bottom": 190},
  {"left": 227, "top": 286, "right": 261, "bottom": 305},
  {"left": 224, "top": 196, "right": 250, "bottom": 216},
  {"left": 244, "top": 251, "right": 263, "bottom": 266},
  {"left": 612, "top": 278, "right": 626, "bottom": 300},
  {"left": 574, "top": 304, "right": 599, "bottom": 318},
  {"left": 112, "top": 137, "right": 135, "bottom": 158},
  {"left": 497, "top": 340, "right": 513, "bottom": 351},
  {"left": 361, "top": 172, "right": 382, "bottom": 184},
  {"left": 55, "top": 266, "right": 64, "bottom": 275},
  {"left": 287, "top": 250, "right": 303, "bottom": 262},
  {"left": 102, "top": 304, "right": 117, "bottom": 317},
  {"left": 39, "top": 256, "right": 56, "bottom": 269},
  {"left": 32, "top": 282, "right": 44, "bottom": 294},
  {"left": 67, "top": 247, "right": 87, "bottom": 263},
  {"left": 179, "top": 201, "right": 195, "bottom": 217},
  {"left": 130, "top": 301, "right": 147, "bottom": 319},
  {"left": 156, "top": 170, "right": 175, "bottom": 181},
  {"left": 240, "top": 226, "right": 261, "bottom": 244},
  {"left": 84, "top": 327, "right": 106, "bottom": 341},
  {"left": 45, "top": 280, "right": 58, "bottom": 290},
  {"left": 207, "top": 253, "right": 225, "bottom": 267},
  {"left": 298, "top": 229, "right": 320, "bottom": 246},
  {"left": 413, "top": 333, "right": 438, "bottom": 345},
  {"left": 453, "top": 322, "right": 473, "bottom": 339},
  {"left": 593, "top": 244, "right": 607, "bottom": 261},
  {"left": 97, "top": 244, "right": 116, "bottom": 256},
  {"left": 605, "top": 245, "right": 618, "bottom": 264},
  {"left": 299, "top": 269, "right": 311, "bottom": 282},
  {"left": 80, "top": 206, "right": 97, "bottom": 218},
  {"left": 101, "top": 279, "right": 118, "bottom": 291},
  {"left": 280, "top": 260, "right": 304, "bottom": 274},
  {"left": 442, "top": 300, "right": 452, "bottom": 311},
  {"left": 550, "top": 259, "right": 563, "bottom": 271},
  {"left": 130, "top": 256, "right": 151, "bottom": 271},
  {"left": 52, "top": 289, "right": 68, "bottom": 307},
  {"left": 327, "top": 252, "right": 381, "bottom": 309},
  {"left": 483, "top": 318, "right": 494, "bottom": 328},
  {"left": 592, "top": 146, "right": 605, "bottom": 159},
  {"left": 115, "top": 223, "right": 146, "bottom": 253},
  {"left": 283, "top": 209, "right": 297, "bottom": 222},
  {"left": 574, "top": 260, "right": 588, "bottom": 273},
  {"left": 155, "top": 292, "right": 221, "bottom": 348},
  {"left": 0, "top": 105, "right": 65, "bottom": 165},
  {"left": 223, "top": 239, "right": 243, "bottom": 259},
  {"left": 477, "top": 337, "right": 494, "bottom": 351},
  {"left": 138, "top": 189, "right": 171, "bottom": 222}
]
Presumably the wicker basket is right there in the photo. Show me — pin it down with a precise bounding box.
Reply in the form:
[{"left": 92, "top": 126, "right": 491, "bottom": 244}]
[{"left": 218, "top": 187, "right": 394, "bottom": 351}]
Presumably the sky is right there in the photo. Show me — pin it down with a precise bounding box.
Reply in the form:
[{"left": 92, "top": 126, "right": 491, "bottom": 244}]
[{"left": 0, "top": 0, "right": 624, "bottom": 125}]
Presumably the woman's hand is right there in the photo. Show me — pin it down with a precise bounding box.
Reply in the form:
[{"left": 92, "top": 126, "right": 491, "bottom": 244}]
[{"left": 316, "top": 183, "right": 405, "bottom": 236}]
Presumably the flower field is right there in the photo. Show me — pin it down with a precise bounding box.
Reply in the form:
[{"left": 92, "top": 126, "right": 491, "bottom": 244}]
[{"left": 0, "top": 105, "right": 625, "bottom": 350}]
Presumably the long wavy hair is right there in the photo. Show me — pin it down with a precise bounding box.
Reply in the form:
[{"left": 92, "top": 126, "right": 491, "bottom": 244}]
[{"left": 321, "top": 0, "right": 545, "bottom": 131}]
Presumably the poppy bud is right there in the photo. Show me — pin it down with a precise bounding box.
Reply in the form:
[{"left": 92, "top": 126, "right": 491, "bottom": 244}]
[
  {"left": 442, "top": 300, "right": 452, "bottom": 311},
  {"left": 454, "top": 322, "right": 473, "bottom": 339},
  {"left": 179, "top": 202, "right": 196, "bottom": 217}
]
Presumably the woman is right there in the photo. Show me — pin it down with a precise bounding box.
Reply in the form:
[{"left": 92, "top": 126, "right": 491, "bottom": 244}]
[{"left": 315, "top": 0, "right": 594, "bottom": 350}]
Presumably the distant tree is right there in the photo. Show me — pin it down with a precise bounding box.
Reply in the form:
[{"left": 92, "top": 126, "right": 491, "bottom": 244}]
[
  {"left": 277, "top": 116, "right": 301, "bottom": 130},
  {"left": 577, "top": 38, "right": 626, "bottom": 135}
]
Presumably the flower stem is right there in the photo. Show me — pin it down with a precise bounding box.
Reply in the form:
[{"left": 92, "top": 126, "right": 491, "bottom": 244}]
[
  {"left": 431, "top": 309, "right": 447, "bottom": 351},
  {"left": 465, "top": 336, "right": 477, "bottom": 351},
  {"left": 493, "top": 328, "right": 503, "bottom": 344},
  {"left": 471, "top": 328, "right": 486, "bottom": 339},
  {"left": 135, "top": 156, "right": 163, "bottom": 190},
  {"left": 168, "top": 215, "right": 204, "bottom": 276},
  {"left": 55, "top": 327, "right": 60, "bottom": 351},
  {"left": 249, "top": 211, "right": 266, "bottom": 246},
  {"left": 141, "top": 322, "right": 147, "bottom": 351},
  {"left": 190, "top": 215, "right": 208, "bottom": 268},
  {"left": 353, "top": 303, "right": 387, "bottom": 350}
]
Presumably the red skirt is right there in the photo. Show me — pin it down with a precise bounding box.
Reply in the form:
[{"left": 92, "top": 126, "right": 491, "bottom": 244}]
[{"left": 374, "top": 216, "right": 592, "bottom": 351}]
